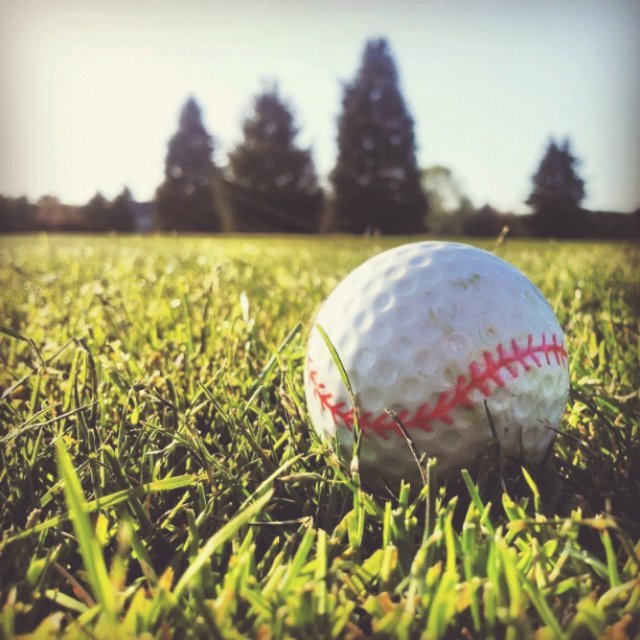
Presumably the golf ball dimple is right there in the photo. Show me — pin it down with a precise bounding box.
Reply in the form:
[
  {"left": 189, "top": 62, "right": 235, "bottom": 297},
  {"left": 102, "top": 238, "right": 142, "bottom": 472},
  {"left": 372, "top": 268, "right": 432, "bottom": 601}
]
[{"left": 304, "top": 241, "right": 570, "bottom": 487}]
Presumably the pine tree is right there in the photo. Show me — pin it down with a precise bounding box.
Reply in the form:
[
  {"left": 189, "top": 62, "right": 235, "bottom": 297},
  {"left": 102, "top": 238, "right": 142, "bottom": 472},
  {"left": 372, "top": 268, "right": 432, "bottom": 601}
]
[
  {"left": 0, "top": 196, "right": 11, "bottom": 233},
  {"left": 156, "top": 97, "right": 221, "bottom": 231},
  {"left": 111, "top": 187, "right": 136, "bottom": 232},
  {"left": 330, "top": 38, "right": 427, "bottom": 234},
  {"left": 0, "top": 196, "right": 34, "bottom": 232},
  {"left": 226, "top": 86, "right": 323, "bottom": 232},
  {"left": 527, "top": 138, "right": 586, "bottom": 237},
  {"left": 82, "top": 192, "right": 110, "bottom": 232}
]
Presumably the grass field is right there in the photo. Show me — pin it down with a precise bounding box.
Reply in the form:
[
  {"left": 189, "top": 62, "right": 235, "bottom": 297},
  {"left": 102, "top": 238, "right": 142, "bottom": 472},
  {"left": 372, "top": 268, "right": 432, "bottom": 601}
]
[{"left": 0, "top": 234, "right": 639, "bottom": 639}]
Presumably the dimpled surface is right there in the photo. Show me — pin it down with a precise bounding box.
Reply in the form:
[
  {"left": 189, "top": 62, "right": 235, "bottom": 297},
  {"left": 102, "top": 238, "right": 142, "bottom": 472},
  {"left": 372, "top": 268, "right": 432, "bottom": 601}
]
[{"left": 304, "top": 241, "right": 570, "bottom": 486}]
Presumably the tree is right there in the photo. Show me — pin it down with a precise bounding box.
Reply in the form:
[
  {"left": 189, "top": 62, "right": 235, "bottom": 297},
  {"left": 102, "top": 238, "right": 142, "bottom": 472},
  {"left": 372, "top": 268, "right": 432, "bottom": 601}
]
[
  {"left": 330, "top": 38, "right": 427, "bottom": 234},
  {"left": 82, "top": 192, "right": 110, "bottom": 232},
  {"left": 464, "top": 204, "right": 505, "bottom": 237},
  {"left": 421, "top": 165, "right": 474, "bottom": 235},
  {"left": 226, "top": 86, "right": 323, "bottom": 232},
  {"left": 110, "top": 187, "right": 136, "bottom": 232},
  {"left": 527, "top": 138, "right": 586, "bottom": 237},
  {"left": 0, "top": 196, "right": 12, "bottom": 233},
  {"left": 13, "top": 197, "right": 35, "bottom": 231},
  {"left": 156, "top": 97, "right": 221, "bottom": 232}
]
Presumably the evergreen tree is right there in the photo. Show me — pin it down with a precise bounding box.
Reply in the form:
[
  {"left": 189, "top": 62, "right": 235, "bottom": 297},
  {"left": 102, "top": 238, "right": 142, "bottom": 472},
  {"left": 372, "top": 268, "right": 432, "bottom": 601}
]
[
  {"left": 111, "top": 187, "right": 136, "bottom": 232},
  {"left": 13, "top": 197, "right": 34, "bottom": 231},
  {"left": 0, "top": 196, "right": 11, "bottom": 233},
  {"left": 527, "top": 138, "right": 586, "bottom": 237},
  {"left": 0, "top": 196, "right": 35, "bottom": 232},
  {"left": 330, "top": 38, "right": 427, "bottom": 234},
  {"left": 82, "top": 192, "right": 110, "bottom": 232},
  {"left": 156, "top": 97, "right": 221, "bottom": 231},
  {"left": 226, "top": 86, "right": 323, "bottom": 232}
]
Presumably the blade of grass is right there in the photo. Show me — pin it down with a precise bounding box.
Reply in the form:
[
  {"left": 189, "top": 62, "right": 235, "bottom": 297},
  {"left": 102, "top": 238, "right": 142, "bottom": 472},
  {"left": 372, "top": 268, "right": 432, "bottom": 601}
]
[
  {"left": 173, "top": 488, "right": 273, "bottom": 599},
  {"left": 54, "top": 440, "right": 118, "bottom": 622},
  {"left": 0, "top": 325, "right": 46, "bottom": 370},
  {"left": 316, "top": 324, "right": 362, "bottom": 475},
  {"left": 6, "top": 473, "right": 204, "bottom": 544}
]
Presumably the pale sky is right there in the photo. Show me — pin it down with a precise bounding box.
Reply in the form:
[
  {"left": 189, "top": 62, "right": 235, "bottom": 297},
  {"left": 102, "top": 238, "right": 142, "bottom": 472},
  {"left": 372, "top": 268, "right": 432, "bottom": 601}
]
[{"left": 1, "top": 0, "right": 638, "bottom": 213}]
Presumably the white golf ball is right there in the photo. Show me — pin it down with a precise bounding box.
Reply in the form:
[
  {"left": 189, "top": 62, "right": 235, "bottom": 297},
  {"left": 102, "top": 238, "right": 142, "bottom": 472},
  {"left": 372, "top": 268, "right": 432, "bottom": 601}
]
[{"left": 304, "top": 241, "right": 570, "bottom": 485}]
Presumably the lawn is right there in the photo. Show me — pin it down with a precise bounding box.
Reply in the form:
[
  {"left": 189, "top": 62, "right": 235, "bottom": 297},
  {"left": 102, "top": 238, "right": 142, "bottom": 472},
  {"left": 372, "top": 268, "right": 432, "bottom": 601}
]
[{"left": 0, "top": 234, "right": 639, "bottom": 639}]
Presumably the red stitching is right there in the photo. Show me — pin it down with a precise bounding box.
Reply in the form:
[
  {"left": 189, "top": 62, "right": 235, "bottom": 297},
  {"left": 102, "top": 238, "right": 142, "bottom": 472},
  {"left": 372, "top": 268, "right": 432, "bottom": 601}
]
[{"left": 307, "top": 333, "right": 567, "bottom": 438}]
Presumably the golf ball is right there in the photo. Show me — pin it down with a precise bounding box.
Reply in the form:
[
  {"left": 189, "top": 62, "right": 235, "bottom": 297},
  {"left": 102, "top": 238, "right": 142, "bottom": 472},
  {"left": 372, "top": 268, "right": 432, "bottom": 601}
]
[{"left": 304, "top": 241, "right": 570, "bottom": 485}]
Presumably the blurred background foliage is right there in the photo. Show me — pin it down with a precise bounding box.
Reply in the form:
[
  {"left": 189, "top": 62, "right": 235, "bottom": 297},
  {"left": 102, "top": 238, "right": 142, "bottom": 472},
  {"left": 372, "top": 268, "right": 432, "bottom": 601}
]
[{"left": 1, "top": 37, "right": 638, "bottom": 239}]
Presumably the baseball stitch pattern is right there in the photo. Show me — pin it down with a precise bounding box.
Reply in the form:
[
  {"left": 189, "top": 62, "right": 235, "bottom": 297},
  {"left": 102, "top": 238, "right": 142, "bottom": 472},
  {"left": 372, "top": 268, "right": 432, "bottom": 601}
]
[{"left": 307, "top": 332, "right": 568, "bottom": 438}]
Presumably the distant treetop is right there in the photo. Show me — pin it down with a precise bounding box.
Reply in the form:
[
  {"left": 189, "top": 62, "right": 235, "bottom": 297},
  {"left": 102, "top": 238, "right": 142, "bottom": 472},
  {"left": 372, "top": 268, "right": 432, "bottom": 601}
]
[
  {"left": 226, "top": 85, "right": 323, "bottom": 233},
  {"left": 330, "top": 38, "right": 427, "bottom": 234},
  {"left": 527, "top": 138, "right": 586, "bottom": 237},
  {"left": 156, "top": 97, "right": 222, "bottom": 231}
]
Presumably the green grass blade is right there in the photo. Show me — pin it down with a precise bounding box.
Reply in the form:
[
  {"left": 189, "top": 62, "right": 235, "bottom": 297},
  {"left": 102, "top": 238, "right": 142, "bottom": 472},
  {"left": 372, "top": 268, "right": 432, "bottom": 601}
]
[
  {"left": 6, "top": 473, "right": 204, "bottom": 544},
  {"left": 54, "top": 440, "right": 118, "bottom": 622},
  {"left": 173, "top": 488, "right": 273, "bottom": 598},
  {"left": 316, "top": 324, "right": 363, "bottom": 475}
]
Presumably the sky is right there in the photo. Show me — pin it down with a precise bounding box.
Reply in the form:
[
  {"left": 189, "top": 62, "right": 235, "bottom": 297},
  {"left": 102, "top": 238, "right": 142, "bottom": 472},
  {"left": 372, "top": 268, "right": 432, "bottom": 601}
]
[{"left": 0, "top": 0, "right": 638, "bottom": 213}]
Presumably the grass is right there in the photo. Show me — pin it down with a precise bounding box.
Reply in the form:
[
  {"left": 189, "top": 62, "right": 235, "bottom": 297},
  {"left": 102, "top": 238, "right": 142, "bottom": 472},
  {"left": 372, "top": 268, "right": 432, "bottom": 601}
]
[{"left": 0, "top": 234, "right": 638, "bottom": 639}]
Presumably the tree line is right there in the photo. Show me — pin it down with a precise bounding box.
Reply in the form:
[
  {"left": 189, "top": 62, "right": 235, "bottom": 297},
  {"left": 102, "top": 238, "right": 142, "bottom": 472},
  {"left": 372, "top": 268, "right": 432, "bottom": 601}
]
[
  {"left": 1, "top": 38, "right": 638, "bottom": 237},
  {"left": 0, "top": 189, "right": 138, "bottom": 234},
  {"left": 155, "top": 39, "right": 426, "bottom": 234}
]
